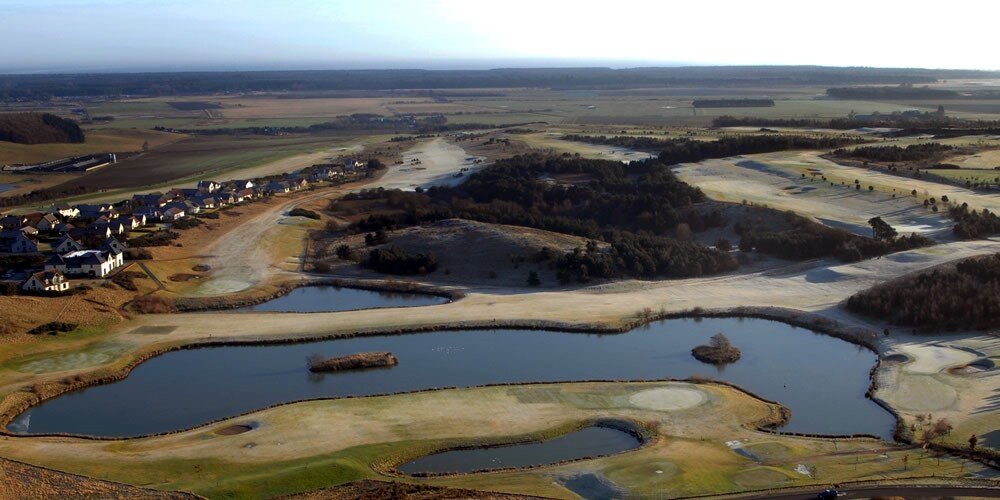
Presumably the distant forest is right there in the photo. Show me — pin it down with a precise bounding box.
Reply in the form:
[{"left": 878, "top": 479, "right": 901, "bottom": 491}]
[
  {"left": 826, "top": 86, "right": 960, "bottom": 99},
  {"left": 561, "top": 134, "right": 864, "bottom": 160},
  {"left": 692, "top": 99, "right": 774, "bottom": 108},
  {"left": 0, "top": 112, "right": 84, "bottom": 144},
  {"left": 847, "top": 253, "right": 1000, "bottom": 330},
  {"left": 6, "top": 66, "right": 999, "bottom": 99}
]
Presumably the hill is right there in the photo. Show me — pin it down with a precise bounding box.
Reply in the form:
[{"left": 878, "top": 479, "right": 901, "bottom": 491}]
[
  {"left": 315, "top": 218, "right": 604, "bottom": 286},
  {"left": 0, "top": 113, "right": 84, "bottom": 145}
]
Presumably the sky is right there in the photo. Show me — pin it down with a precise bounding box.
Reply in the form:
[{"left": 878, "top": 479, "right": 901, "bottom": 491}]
[{"left": 2, "top": 0, "right": 998, "bottom": 73}]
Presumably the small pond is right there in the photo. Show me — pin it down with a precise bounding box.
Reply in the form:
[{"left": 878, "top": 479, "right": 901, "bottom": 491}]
[
  {"left": 0, "top": 183, "right": 16, "bottom": 194},
  {"left": 234, "top": 285, "right": 449, "bottom": 312},
  {"left": 9, "top": 317, "right": 894, "bottom": 438},
  {"left": 398, "top": 424, "right": 641, "bottom": 475}
]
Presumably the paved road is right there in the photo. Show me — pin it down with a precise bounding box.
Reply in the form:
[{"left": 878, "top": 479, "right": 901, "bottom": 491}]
[{"left": 738, "top": 485, "right": 1000, "bottom": 499}]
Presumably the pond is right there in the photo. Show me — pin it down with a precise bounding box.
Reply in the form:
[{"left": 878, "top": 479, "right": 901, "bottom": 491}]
[
  {"left": 9, "top": 317, "right": 894, "bottom": 439},
  {"left": 233, "top": 285, "right": 449, "bottom": 313},
  {"left": 0, "top": 183, "right": 16, "bottom": 194},
  {"left": 398, "top": 424, "right": 641, "bottom": 475}
]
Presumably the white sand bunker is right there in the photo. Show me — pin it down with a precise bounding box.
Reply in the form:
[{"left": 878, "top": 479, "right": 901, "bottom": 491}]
[
  {"left": 898, "top": 344, "right": 978, "bottom": 374},
  {"left": 629, "top": 385, "right": 708, "bottom": 411}
]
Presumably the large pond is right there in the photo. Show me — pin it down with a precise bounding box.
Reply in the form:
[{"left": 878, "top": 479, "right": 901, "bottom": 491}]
[
  {"left": 398, "top": 424, "right": 641, "bottom": 475},
  {"left": 234, "top": 285, "right": 449, "bottom": 313},
  {"left": 9, "top": 317, "right": 894, "bottom": 438}
]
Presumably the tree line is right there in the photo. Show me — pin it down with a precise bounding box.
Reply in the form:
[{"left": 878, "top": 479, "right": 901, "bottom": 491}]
[
  {"left": 831, "top": 143, "right": 954, "bottom": 163},
  {"left": 0, "top": 112, "right": 84, "bottom": 145},
  {"left": 561, "top": 134, "right": 864, "bottom": 162},
  {"left": 847, "top": 253, "right": 1000, "bottom": 330},
  {"left": 736, "top": 210, "right": 931, "bottom": 262}
]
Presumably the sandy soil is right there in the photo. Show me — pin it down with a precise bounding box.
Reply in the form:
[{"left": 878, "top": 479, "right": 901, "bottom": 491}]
[{"left": 377, "top": 138, "right": 484, "bottom": 191}]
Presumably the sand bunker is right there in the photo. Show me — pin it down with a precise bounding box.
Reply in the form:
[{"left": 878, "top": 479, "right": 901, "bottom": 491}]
[
  {"left": 898, "top": 344, "right": 979, "bottom": 374},
  {"left": 629, "top": 385, "right": 708, "bottom": 411}
]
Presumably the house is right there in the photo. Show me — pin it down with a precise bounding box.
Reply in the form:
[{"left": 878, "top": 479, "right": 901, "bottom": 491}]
[
  {"left": 46, "top": 250, "right": 119, "bottom": 277},
  {"left": 191, "top": 196, "right": 217, "bottom": 210},
  {"left": 100, "top": 237, "right": 127, "bottom": 257},
  {"left": 53, "top": 203, "right": 80, "bottom": 219},
  {"left": 134, "top": 209, "right": 162, "bottom": 223},
  {"left": 197, "top": 180, "right": 221, "bottom": 193},
  {"left": 112, "top": 215, "right": 143, "bottom": 231},
  {"left": 53, "top": 222, "right": 76, "bottom": 235},
  {"left": 289, "top": 177, "right": 309, "bottom": 190},
  {"left": 108, "top": 220, "right": 129, "bottom": 235},
  {"left": 84, "top": 223, "right": 113, "bottom": 239},
  {"left": 21, "top": 270, "right": 69, "bottom": 292},
  {"left": 35, "top": 213, "right": 61, "bottom": 232},
  {"left": 264, "top": 181, "right": 290, "bottom": 194},
  {"left": 229, "top": 180, "right": 255, "bottom": 190},
  {"left": 162, "top": 206, "right": 186, "bottom": 221},
  {"left": 133, "top": 192, "right": 169, "bottom": 208},
  {"left": 0, "top": 215, "right": 24, "bottom": 230},
  {"left": 0, "top": 231, "right": 38, "bottom": 253},
  {"left": 53, "top": 235, "right": 83, "bottom": 254},
  {"left": 77, "top": 204, "right": 118, "bottom": 219},
  {"left": 344, "top": 159, "right": 365, "bottom": 171}
]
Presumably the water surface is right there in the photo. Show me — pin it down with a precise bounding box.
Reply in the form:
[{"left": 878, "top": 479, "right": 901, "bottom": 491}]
[
  {"left": 398, "top": 425, "right": 640, "bottom": 474},
  {"left": 11, "top": 317, "right": 893, "bottom": 438},
  {"left": 235, "top": 285, "right": 448, "bottom": 312}
]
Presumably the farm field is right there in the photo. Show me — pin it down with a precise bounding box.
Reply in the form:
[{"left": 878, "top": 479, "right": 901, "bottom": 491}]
[
  {"left": 48, "top": 133, "right": 369, "bottom": 193},
  {"left": 0, "top": 128, "right": 183, "bottom": 165}
]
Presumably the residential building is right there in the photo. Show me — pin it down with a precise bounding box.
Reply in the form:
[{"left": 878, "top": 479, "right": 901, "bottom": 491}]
[{"left": 21, "top": 270, "right": 69, "bottom": 292}]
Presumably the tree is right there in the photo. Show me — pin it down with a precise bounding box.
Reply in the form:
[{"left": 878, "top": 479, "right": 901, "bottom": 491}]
[
  {"left": 141, "top": 140, "right": 150, "bottom": 152},
  {"left": 868, "top": 217, "right": 898, "bottom": 242},
  {"left": 969, "top": 434, "right": 978, "bottom": 450},
  {"left": 709, "top": 333, "right": 733, "bottom": 351},
  {"left": 527, "top": 270, "right": 541, "bottom": 286},
  {"left": 715, "top": 238, "right": 732, "bottom": 252}
]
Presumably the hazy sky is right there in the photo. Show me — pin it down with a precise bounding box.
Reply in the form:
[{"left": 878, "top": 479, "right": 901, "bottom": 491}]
[{"left": 2, "top": 0, "right": 997, "bottom": 73}]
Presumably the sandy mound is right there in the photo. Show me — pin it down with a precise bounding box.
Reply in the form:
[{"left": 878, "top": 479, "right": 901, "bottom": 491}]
[{"left": 629, "top": 385, "right": 708, "bottom": 411}]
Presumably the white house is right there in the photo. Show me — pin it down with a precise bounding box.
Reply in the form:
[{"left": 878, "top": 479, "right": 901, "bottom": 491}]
[
  {"left": 46, "top": 250, "right": 120, "bottom": 277},
  {"left": 21, "top": 270, "right": 69, "bottom": 292}
]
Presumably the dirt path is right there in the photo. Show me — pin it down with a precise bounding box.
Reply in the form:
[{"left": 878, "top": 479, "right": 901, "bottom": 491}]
[
  {"left": 192, "top": 188, "right": 343, "bottom": 296},
  {"left": 376, "top": 138, "right": 483, "bottom": 190}
]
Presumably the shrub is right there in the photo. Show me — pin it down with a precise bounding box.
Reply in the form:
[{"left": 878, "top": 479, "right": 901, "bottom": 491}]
[
  {"left": 131, "top": 295, "right": 176, "bottom": 314},
  {"left": 27, "top": 321, "right": 77, "bottom": 335},
  {"left": 129, "top": 231, "right": 180, "bottom": 247},
  {"left": 171, "top": 216, "right": 202, "bottom": 230},
  {"left": 365, "top": 246, "right": 438, "bottom": 275},
  {"left": 289, "top": 208, "right": 321, "bottom": 219},
  {"left": 125, "top": 248, "right": 153, "bottom": 260}
]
